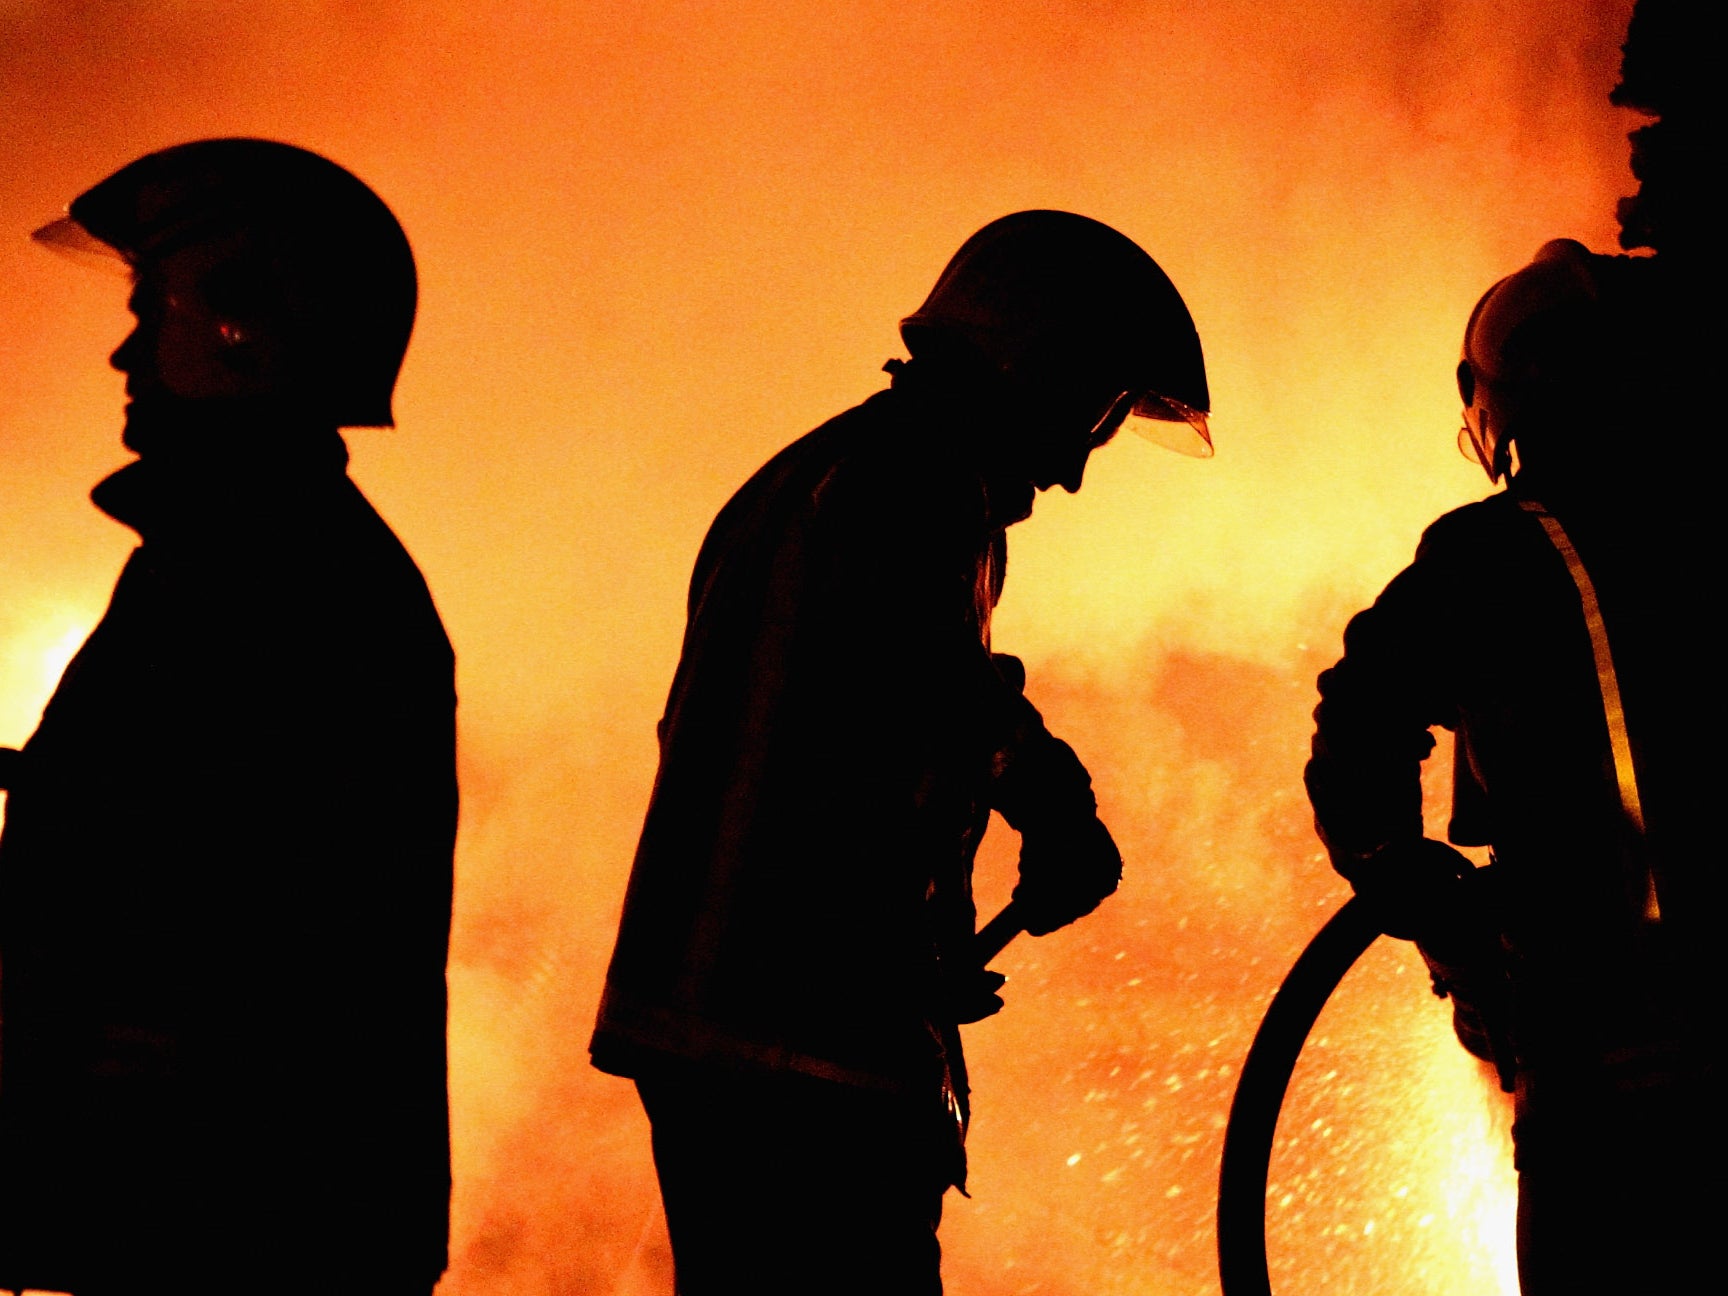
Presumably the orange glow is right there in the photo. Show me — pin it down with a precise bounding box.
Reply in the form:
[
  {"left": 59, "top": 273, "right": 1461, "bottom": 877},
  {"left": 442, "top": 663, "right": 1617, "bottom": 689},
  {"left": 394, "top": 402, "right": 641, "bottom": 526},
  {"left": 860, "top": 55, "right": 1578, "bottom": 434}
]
[{"left": 0, "top": 2, "right": 1635, "bottom": 1291}]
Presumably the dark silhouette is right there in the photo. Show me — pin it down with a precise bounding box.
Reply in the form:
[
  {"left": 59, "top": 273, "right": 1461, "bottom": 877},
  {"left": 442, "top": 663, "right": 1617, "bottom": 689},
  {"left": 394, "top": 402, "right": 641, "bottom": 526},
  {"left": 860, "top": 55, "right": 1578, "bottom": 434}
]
[
  {"left": 1303, "top": 159, "right": 1714, "bottom": 1296},
  {"left": 0, "top": 140, "right": 455, "bottom": 1296},
  {"left": 1304, "top": 7, "right": 1719, "bottom": 1288},
  {"left": 590, "top": 211, "right": 1212, "bottom": 1294}
]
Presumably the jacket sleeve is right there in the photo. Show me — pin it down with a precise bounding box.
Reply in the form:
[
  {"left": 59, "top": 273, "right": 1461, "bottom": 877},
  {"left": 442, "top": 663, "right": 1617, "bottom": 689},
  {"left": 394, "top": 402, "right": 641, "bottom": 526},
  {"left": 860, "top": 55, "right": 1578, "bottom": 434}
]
[
  {"left": 987, "top": 687, "right": 1097, "bottom": 833},
  {"left": 1304, "top": 527, "right": 1467, "bottom": 876}
]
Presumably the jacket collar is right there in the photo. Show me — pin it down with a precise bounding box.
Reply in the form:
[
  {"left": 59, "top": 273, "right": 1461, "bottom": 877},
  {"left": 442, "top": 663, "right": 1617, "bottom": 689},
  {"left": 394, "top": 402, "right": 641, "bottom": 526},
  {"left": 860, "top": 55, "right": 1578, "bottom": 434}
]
[{"left": 91, "top": 416, "right": 351, "bottom": 541}]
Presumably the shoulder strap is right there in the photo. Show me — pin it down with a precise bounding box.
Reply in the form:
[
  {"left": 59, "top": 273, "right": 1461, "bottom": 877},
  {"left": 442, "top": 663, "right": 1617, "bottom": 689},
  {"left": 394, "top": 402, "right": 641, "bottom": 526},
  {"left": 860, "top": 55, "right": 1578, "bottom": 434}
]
[{"left": 1517, "top": 497, "right": 1659, "bottom": 921}]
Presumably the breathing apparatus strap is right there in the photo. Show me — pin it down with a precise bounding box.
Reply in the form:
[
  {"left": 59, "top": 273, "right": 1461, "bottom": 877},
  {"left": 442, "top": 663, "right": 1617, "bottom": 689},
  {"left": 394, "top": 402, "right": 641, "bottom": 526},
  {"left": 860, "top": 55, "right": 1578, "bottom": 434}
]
[{"left": 1517, "top": 498, "right": 1659, "bottom": 921}]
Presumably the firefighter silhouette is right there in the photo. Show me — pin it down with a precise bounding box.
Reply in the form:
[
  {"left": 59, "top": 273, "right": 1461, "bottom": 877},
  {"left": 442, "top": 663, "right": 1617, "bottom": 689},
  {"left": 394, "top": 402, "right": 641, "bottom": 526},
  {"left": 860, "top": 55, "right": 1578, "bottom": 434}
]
[
  {"left": 0, "top": 140, "right": 455, "bottom": 1296},
  {"left": 1304, "top": 227, "right": 1714, "bottom": 1290},
  {"left": 589, "top": 210, "right": 1213, "bottom": 1294}
]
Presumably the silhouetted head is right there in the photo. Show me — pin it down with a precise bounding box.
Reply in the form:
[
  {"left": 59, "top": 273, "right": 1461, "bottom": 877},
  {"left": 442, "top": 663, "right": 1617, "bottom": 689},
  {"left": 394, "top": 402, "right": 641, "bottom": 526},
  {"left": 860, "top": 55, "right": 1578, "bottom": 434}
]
[
  {"left": 34, "top": 138, "right": 416, "bottom": 439},
  {"left": 896, "top": 210, "right": 1210, "bottom": 514},
  {"left": 1457, "top": 239, "right": 1611, "bottom": 486}
]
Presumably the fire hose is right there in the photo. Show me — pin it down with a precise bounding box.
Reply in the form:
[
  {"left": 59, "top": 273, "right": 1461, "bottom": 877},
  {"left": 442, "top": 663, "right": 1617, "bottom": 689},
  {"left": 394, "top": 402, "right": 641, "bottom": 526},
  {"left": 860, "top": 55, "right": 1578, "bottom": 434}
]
[
  {"left": 982, "top": 894, "right": 1395, "bottom": 1296},
  {"left": 1216, "top": 897, "right": 1383, "bottom": 1296},
  {"left": 982, "top": 889, "right": 1514, "bottom": 1296}
]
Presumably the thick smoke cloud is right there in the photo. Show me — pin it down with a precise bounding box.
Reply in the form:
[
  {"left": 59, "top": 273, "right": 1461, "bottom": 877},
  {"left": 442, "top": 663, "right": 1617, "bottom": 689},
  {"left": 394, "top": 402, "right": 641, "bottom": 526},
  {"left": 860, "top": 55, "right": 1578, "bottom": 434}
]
[{"left": 2, "top": 2, "right": 1631, "bottom": 1291}]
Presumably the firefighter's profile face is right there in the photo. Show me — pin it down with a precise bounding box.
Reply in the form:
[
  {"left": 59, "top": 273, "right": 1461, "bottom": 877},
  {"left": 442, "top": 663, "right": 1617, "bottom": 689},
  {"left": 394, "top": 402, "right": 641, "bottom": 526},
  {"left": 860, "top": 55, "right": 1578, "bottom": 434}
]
[
  {"left": 1018, "top": 380, "right": 1130, "bottom": 497},
  {"left": 110, "top": 234, "right": 294, "bottom": 415}
]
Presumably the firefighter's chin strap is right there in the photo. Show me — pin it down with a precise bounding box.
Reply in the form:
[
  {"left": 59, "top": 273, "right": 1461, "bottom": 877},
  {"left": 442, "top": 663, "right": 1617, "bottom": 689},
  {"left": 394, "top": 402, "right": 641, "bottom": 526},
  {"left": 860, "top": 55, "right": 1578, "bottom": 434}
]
[{"left": 1517, "top": 497, "right": 1660, "bottom": 921}]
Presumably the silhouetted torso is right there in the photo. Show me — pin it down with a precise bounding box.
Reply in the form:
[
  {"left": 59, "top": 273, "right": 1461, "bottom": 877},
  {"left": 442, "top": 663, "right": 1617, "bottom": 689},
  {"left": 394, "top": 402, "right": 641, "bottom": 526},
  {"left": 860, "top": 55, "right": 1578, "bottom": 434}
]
[
  {"left": 0, "top": 425, "right": 456, "bottom": 1294},
  {"left": 1310, "top": 476, "right": 1711, "bottom": 1047},
  {"left": 590, "top": 383, "right": 1079, "bottom": 1295},
  {"left": 592, "top": 385, "right": 1038, "bottom": 1113}
]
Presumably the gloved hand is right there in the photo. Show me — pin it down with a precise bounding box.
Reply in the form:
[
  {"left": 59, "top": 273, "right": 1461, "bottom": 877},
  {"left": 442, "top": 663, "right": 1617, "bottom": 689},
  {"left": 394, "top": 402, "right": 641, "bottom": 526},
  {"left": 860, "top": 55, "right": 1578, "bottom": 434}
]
[
  {"left": 1011, "top": 814, "right": 1123, "bottom": 936},
  {"left": 942, "top": 966, "right": 1008, "bottom": 1024},
  {"left": 1345, "top": 836, "right": 1476, "bottom": 941}
]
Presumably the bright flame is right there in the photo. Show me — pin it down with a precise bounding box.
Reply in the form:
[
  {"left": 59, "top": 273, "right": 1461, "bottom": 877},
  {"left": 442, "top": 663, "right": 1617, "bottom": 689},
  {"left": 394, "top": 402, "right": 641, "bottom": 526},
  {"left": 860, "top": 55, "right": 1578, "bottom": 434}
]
[{"left": 0, "top": 611, "right": 96, "bottom": 750}]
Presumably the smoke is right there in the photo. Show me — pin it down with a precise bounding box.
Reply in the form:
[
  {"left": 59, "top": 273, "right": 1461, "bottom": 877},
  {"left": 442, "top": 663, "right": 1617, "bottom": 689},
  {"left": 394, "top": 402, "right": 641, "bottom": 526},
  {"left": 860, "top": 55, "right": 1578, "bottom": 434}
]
[{"left": 0, "top": 1, "right": 1630, "bottom": 1291}]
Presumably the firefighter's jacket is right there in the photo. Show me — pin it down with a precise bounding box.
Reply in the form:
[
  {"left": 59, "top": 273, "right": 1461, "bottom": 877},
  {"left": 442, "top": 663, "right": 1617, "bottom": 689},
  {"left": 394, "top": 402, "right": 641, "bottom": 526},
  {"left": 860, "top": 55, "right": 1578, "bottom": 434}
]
[
  {"left": 0, "top": 427, "right": 456, "bottom": 1290},
  {"left": 1304, "top": 474, "right": 1715, "bottom": 1082},
  {"left": 591, "top": 386, "right": 1087, "bottom": 1114}
]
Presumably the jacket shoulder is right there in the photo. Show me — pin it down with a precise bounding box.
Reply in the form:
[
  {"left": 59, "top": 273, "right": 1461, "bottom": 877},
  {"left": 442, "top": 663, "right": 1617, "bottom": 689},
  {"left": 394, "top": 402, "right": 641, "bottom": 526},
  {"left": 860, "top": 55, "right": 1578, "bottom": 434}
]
[
  {"left": 320, "top": 482, "right": 454, "bottom": 663},
  {"left": 1413, "top": 493, "right": 1521, "bottom": 563},
  {"left": 689, "top": 391, "right": 957, "bottom": 573},
  {"left": 741, "top": 390, "right": 915, "bottom": 500}
]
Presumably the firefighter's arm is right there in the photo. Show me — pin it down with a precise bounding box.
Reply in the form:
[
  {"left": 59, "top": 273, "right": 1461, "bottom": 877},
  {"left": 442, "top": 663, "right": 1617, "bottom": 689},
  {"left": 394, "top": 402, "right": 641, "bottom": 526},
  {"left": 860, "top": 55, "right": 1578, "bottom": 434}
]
[
  {"left": 1304, "top": 547, "right": 1469, "bottom": 940},
  {"left": 990, "top": 686, "right": 1122, "bottom": 937},
  {"left": 1305, "top": 572, "right": 1438, "bottom": 866},
  {"left": 0, "top": 746, "right": 18, "bottom": 792}
]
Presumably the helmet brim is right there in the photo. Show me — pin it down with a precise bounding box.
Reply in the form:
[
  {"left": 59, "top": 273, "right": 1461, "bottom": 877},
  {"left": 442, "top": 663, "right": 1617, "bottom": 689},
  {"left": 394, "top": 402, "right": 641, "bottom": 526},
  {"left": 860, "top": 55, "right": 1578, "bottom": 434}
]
[
  {"left": 1126, "top": 392, "right": 1213, "bottom": 458},
  {"left": 30, "top": 216, "right": 131, "bottom": 275}
]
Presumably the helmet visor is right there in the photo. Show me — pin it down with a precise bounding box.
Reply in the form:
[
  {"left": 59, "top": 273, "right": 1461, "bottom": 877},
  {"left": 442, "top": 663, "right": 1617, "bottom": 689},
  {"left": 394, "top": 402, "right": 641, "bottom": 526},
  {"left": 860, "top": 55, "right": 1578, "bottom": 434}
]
[
  {"left": 30, "top": 216, "right": 131, "bottom": 275},
  {"left": 1124, "top": 391, "right": 1213, "bottom": 458},
  {"left": 1458, "top": 411, "right": 1503, "bottom": 482}
]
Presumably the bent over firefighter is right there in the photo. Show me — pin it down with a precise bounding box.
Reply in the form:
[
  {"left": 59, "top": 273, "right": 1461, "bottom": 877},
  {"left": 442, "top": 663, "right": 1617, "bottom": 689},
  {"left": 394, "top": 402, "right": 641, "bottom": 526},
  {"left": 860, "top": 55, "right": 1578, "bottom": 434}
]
[{"left": 590, "top": 211, "right": 1214, "bottom": 1295}]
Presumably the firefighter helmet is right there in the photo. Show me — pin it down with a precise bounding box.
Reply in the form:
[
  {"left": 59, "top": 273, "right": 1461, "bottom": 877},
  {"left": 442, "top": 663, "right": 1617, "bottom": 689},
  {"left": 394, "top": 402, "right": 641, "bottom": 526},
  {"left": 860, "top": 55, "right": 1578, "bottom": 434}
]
[
  {"left": 33, "top": 138, "right": 415, "bottom": 428},
  {"left": 1457, "top": 239, "right": 1602, "bottom": 483},
  {"left": 900, "top": 210, "right": 1212, "bottom": 456}
]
